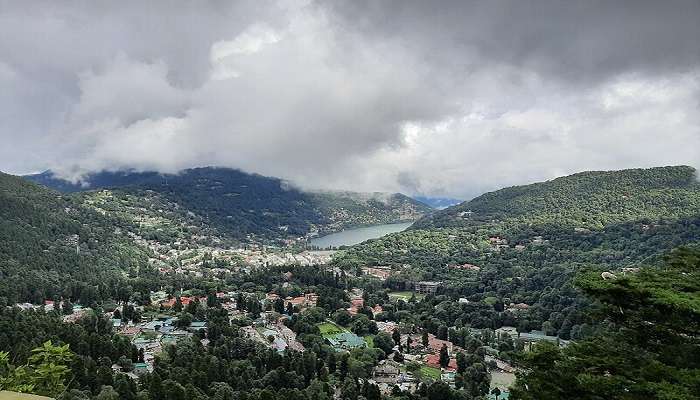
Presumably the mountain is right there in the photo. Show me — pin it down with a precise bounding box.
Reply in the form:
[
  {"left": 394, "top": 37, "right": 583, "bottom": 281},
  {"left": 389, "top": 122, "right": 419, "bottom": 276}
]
[
  {"left": 334, "top": 166, "right": 700, "bottom": 341},
  {"left": 0, "top": 172, "right": 152, "bottom": 304},
  {"left": 411, "top": 196, "right": 462, "bottom": 209},
  {"left": 414, "top": 165, "right": 700, "bottom": 230},
  {"left": 25, "top": 167, "right": 432, "bottom": 241}
]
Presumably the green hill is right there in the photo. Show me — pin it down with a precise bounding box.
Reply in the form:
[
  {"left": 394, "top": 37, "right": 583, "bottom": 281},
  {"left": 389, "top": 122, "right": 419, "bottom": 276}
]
[
  {"left": 0, "top": 172, "right": 152, "bottom": 304},
  {"left": 26, "top": 167, "right": 432, "bottom": 242},
  {"left": 414, "top": 165, "right": 700, "bottom": 230},
  {"left": 333, "top": 166, "right": 700, "bottom": 339}
]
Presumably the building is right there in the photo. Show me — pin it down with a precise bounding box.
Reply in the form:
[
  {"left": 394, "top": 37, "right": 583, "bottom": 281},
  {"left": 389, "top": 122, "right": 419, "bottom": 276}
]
[
  {"left": 362, "top": 266, "right": 393, "bottom": 280},
  {"left": 495, "top": 326, "right": 518, "bottom": 340},
  {"left": 326, "top": 332, "right": 366, "bottom": 351},
  {"left": 373, "top": 360, "right": 401, "bottom": 384},
  {"left": 414, "top": 281, "right": 441, "bottom": 295},
  {"left": 425, "top": 354, "right": 457, "bottom": 371},
  {"left": 450, "top": 263, "right": 481, "bottom": 271}
]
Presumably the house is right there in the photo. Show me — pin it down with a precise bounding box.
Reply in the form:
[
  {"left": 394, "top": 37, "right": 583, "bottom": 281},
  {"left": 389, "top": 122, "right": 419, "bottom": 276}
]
[
  {"left": 362, "top": 266, "right": 393, "bottom": 280},
  {"left": 373, "top": 360, "right": 401, "bottom": 384},
  {"left": 495, "top": 326, "right": 518, "bottom": 340},
  {"left": 488, "top": 390, "right": 510, "bottom": 400},
  {"left": 507, "top": 303, "right": 530, "bottom": 312},
  {"left": 489, "top": 237, "right": 508, "bottom": 245},
  {"left": 425, "top": 354, "right": 457, "bottom": 371},
  {"left": 441, "top": 371, "right": 456, "bottom": 384},
  {"left": 485, "top": 355, "right": 516, "bottom": 373},
  {"left": 427, "top": 334, "right": 453, "bottom": 353},
  {"left": 284, "top": 292, "right": 318, "bottom": 310},
  {"left": 519, "top": 330, "right": 566, "bottom": 350},
  {"left": 304, "top": 292, "right": 319, "bottom": 307},
  {"left": 132, "top": 362, "right": 151, "bottom": 375},
  {"left": 326, "top": 332, "right": 366, "bottom": 351},
  {"left": 121, "top": 326, "right": 141, "bottom": 337},
  {"left": 451, "top": 263, "right": 481, "bottom": 271},
  {"left": 188, "top": 321, "right": 207, "bottom": 332},
  {"left": 414, "top": 281, "right": 441, "bottom": 295},
  {"left": 376, "top": 321, "right": 398, "bottom": 334},
  {"left": 266, "top": 293, "right": 281, "bottom": 302}
]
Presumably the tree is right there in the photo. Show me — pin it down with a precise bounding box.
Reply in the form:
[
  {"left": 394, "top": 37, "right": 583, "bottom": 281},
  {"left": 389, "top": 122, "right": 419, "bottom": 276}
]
[
  {"left": 511, "top": 247, "right": 700, "bottom": 400},
  {"left": 0, "top": 341, "right": 74, "bottom": 397},
  {"left": 437, "top": 325, "right": 448, "bottom": 340},
  {"left": 439, "top": 344, "right": 450, "bottom": 368},
  {"left": 162, "top": 379, "right": 187, "bottom": 400},
  {"left": 62, "top": 300, "right": 74, "bottom": 315},
  {"left": 95, "top": 386, "right": 120, "bottom": 400},
  {"left": 273, "top": 298, "right": 285, "bottom": 314},
  {"left": 333, "top": 310, "right": 352, "bottom": 326},
  {"left": 175, "top": 312, "right": 193, "bottom": 329},
  {"left": 392, "top": 329, "right": 401, "bottom": 345},
  {"left": 173, "top": 297, "right": 183, "bottom": 312},
  {"left": 341, "top": 377, "right": 358, "bottom": 400},
  {"left": 427, "top": 381, "right": 452, "bottom": 400},
  {"left": 373, "top": 333, "right": 395, "bottom": 356},
  {"left": 456, "top": 352, "right": 467, "bottom": 374},
  {"left": 422, "top": 331, "right": 429, "bottom": 348}
]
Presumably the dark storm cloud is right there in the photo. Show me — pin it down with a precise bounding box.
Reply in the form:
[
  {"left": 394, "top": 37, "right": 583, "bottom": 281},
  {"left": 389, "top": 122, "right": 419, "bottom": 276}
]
[
  {"left": 1, "top": 1, "right": 699, "bottom": 197},
  {"left": 323, "top": 0, "right": 700, "bottom": 84}
]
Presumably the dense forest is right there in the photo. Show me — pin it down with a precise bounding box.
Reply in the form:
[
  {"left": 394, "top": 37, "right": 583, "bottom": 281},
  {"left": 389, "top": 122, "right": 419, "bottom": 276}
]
[
  {"left": 0, "top": 172, "right": 155, "bottom": 305},
  {"left": 334, "top": 166, "right": 700, "bottom": 340},
  {"left": 26, "top": 168, "right": 432, "bottom": 241},
  {"left": 414, "top": 166, "right": 700, "bottom": 230},
  {"left": 511, "top": 246, "right": 700, "bottom": 399}
]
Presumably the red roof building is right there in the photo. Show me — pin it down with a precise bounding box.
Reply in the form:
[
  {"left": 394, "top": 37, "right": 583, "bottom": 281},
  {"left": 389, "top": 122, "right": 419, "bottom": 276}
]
[{"left": 425, "top": 354, "right": 457, "bottom": 371}]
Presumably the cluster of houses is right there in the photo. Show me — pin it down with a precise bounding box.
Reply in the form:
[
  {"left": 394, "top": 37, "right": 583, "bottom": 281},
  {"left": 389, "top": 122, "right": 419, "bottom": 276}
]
[
  {"left": 361, "top": 266, "right": 394, "bottom": 280},
  {"left": 109, "top": 313, "right": 208, "bottom": 378},
  {"left": 366, "top": 321, "right": 520, "bottom": 396},
  {"left": 241, "top": 321, "right": 305, "bottom": 353}
]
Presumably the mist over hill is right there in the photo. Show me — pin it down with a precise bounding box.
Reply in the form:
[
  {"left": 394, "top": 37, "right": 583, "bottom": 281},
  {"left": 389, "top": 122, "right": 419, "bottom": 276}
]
[{"left": 25, "top": 167, "right": 432, "bottom": 241}]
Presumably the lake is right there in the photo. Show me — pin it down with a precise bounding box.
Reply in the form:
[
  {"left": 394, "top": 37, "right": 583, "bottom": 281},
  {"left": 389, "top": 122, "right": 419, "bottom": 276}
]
[{"left": 309, "top": 222, "right": 413, "bottom": 249}]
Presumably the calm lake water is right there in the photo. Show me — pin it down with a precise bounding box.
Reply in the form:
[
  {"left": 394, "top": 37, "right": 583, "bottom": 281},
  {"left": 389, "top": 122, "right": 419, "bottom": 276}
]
[{"left": 309, "top": 222, "right": 413, "bottom": 249}]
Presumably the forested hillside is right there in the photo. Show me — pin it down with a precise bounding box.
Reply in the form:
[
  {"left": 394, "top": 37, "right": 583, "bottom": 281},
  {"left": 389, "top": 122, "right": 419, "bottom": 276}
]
[
  {"left": 0, "top": 173, "right": 154, "bottom": 305},
  {"left": 27, "top": 168, "right": 432, "bottom": 241},
  {"left": 414, "top": 165, "right": 700, "bottom": 230},
  {"left": 333, "top": 166, "right": 700, "bottom": 340}
]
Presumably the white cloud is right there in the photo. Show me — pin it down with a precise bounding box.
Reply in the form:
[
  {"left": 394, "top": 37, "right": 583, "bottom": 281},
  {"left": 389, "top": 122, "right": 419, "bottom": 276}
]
[{"left": 1, "top": 2, "right": 699, "bottom": 197}]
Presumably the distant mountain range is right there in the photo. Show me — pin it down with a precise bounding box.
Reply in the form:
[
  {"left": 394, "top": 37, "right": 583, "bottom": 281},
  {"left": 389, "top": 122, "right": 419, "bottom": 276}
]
[
  {"left": 25, "top": 167, "right": 433, "bottom": 241},
  {"left": 411, "top": 196, "right": 462, "bottom": 209}
]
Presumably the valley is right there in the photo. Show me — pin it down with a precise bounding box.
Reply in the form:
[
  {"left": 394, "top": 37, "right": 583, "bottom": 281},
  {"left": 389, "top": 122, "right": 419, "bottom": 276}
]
[{"left": 1, "top": 165, "right": 699, "bottom": 400}]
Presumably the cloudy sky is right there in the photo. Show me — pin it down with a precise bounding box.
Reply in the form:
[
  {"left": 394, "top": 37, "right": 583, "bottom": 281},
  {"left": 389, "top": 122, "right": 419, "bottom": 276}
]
[{"left": 1, "top": 1, "right": 699, "bottom": 198}]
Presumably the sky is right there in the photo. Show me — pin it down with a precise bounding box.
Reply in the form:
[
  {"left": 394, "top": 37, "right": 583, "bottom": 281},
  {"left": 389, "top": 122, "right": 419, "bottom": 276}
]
[{"left": 1, "top": 0, "right": 699, "bottom": 199}]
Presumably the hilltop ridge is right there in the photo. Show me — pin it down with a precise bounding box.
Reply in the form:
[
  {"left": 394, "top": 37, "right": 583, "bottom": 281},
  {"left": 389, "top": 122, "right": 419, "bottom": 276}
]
[
  {"left": 25, "top": 167, "right": 432, "bottom": 241},
  {"left": 414, "top": 165, "right": 700, "bottom": 230}
]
